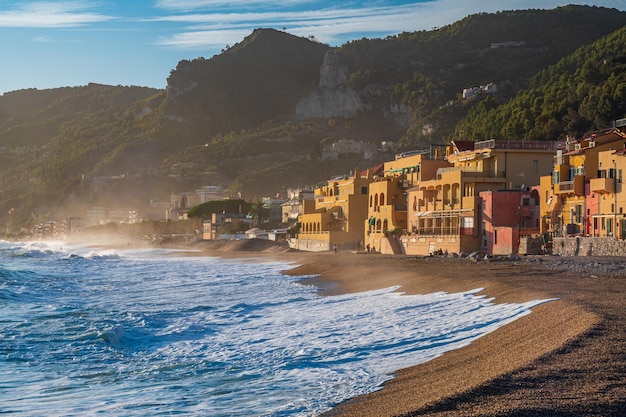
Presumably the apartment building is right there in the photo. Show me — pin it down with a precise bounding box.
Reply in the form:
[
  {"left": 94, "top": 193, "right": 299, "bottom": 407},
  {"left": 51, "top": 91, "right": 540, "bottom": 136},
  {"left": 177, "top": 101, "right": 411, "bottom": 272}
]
[
  {"left": 403, "top": 139, "right": 559, "bottom": 255},
  {"left": 540, "top": 128, "right": 626, "bottom": 238},
  {"left": 296, "top": 168, "right": 374, "bottom": 251},
  {"left": 365, "top": 149, "right": 450, "bottom": 254}
]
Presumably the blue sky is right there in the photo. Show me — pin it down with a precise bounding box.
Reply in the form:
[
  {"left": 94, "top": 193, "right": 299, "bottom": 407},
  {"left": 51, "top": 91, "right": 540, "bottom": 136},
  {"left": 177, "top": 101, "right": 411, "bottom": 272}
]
[{"left": 0, "top": 0, "right": 624, "bottom": 95}]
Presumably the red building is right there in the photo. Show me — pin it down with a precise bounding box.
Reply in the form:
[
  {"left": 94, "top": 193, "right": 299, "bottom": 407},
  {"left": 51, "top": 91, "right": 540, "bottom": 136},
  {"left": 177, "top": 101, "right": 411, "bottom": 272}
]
[{"left": 480, "top": 188, "right": 541, "bottom": 255}]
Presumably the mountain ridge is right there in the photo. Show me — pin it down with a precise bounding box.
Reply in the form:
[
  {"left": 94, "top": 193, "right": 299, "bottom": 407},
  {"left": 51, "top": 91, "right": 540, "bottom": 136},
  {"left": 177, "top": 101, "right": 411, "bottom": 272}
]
[{"left": 1, "top": 5, "right": 626, "bottom": 229}]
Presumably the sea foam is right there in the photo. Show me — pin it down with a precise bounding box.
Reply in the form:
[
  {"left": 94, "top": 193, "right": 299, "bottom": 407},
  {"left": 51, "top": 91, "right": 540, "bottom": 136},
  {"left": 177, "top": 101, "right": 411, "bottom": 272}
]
[{"left": 0, "top": 241, "right": 550, "bottom": 416}]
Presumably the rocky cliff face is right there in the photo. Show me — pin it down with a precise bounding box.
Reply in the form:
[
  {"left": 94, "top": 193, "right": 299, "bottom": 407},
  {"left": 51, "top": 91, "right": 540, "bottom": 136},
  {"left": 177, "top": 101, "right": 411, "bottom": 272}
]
[
  {"left": 295, "top": 51, "right": 364, "bottom": 120},
  {"left": 296, "top": 51, "right": 408, "bottom": 125}
]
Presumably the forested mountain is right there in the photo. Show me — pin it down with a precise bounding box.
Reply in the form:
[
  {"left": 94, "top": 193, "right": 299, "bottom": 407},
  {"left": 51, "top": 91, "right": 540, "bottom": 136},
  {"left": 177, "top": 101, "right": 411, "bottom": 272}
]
[
  {"left": 337, "top": 5, "right": 626, "bottom": 142},
  {"left": 455, "top": 25, "right": 626, "bottom": 141},
  {"left": 1, "top": 5, "right": 625, "bottom": 229}
]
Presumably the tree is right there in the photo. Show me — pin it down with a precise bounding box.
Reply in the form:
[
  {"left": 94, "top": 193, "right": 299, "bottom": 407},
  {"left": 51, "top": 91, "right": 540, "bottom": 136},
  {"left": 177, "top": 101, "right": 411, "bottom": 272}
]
[
  {"left": 249, "top": 200, "right": 269, "bottom": 228},
  {"left": 187, "top": 199, "right": 251, "bottom": 219}
]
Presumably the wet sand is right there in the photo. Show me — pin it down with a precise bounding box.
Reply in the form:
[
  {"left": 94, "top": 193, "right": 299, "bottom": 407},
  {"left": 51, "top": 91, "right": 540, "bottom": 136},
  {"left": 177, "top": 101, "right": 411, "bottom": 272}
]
[{"left": 143, "top": 240, "right": 626, "bottom": 416}]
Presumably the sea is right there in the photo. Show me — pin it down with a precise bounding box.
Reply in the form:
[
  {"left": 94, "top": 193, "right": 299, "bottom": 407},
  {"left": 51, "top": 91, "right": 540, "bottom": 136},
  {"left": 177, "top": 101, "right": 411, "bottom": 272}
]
[{"left": 0, "top": 240, "right": 550, "bottom": 416}]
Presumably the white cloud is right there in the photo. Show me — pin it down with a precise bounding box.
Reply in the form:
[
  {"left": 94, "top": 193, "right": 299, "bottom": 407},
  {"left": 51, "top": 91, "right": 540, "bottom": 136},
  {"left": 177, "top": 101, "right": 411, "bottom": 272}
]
[
  {"left": 153, "top": 3, "right": 451, "bottom": 48},
  {"left": 0, "top": 1, "right": 113, "bottom": 28},
  {"left": 155, "top": 0, "right": 312, "bottom": 11},
  {"left": 152, "top": 0, "right": 626, "bottom": 50},
  {"left": 157, "top": 28, "right": 253, "bottom": 48}
]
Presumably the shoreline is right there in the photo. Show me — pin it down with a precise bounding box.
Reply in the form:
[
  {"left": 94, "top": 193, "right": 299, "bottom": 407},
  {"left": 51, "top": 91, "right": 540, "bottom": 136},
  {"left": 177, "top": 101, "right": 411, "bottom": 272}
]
[
  {"left": 191, "top": 247, "right": 625, "bottom": 416},
  {"left": 280, "top": 253, "right": 600, "bottom": 416},
  {"left": 75, "top": 239, "right": 626, "bottom": 415}
]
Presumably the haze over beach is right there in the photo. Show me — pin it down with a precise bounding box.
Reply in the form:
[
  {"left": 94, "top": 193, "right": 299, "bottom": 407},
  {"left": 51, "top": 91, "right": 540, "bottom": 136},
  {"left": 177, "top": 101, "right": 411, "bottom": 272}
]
[{"left": 0, "top": 0, "right": 625, "bottom": 94}]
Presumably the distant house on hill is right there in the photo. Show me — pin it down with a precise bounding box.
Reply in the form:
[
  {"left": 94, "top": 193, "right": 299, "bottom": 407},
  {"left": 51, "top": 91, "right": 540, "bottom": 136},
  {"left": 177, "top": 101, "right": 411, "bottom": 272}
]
[
  {"left": 462, "top": 83, "right": 497, "bottom": 99},
  {"left": 321, "top": 139, "right": 377, "bottom": 161}
]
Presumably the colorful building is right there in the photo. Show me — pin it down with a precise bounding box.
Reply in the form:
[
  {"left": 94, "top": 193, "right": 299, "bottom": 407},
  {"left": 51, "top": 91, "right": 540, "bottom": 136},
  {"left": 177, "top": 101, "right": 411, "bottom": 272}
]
[
  {"left": 480, "top": 188, "right": 541, "bottom": 255},
  {"left": 296, "top": 168, "right": 375, "bottom": 251},
  {"left": 365, "top": 149, "right": 450, "bottom": 254},
  {"left": 404, "top": 139, "right": 559, "bottom": 255},
  {"left": 591, "top": 145, "right": 626, "bottom": 238},
  {"left": 540, "top": 128, "right": 626, "bottom": 238}
]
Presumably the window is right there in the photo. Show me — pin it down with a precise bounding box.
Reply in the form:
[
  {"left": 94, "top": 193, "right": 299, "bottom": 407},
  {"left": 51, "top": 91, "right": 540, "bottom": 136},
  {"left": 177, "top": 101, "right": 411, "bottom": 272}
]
[
  {"left": 462, "top": 217, "right": 474, "bottom": 228},
  {"left": 575, "top": 204, "right": 582, "bottom": 223},
  {"left": 362, "top": 186, "right": 368, "bottom": 195},
  {"left": 532, "top": 160, "right": 539, "bottom": 173},
  {"left": 494, "top": 230, "right": 498, "bottom": 245}
]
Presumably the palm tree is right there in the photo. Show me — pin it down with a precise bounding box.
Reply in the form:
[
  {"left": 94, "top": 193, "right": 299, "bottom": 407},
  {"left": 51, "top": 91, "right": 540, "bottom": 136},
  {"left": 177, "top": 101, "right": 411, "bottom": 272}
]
[{"left": 249, "top": 200, "right": 269, "bottom": 228}]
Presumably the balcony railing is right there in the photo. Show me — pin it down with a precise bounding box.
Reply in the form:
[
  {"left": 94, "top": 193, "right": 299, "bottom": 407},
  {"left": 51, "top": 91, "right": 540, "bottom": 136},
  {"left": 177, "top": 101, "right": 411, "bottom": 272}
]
[
  {"left": 436, "top": 166, "right": 505, "bottom": 179},
  {"left": 475, "top": 139, "right": 565, "bottom": 151},
  {"left": 555, "top": 175, "right": 584, "bottom": 195},
  {"left": 557, "top": 180, "right": 574, "bottom": 192}
]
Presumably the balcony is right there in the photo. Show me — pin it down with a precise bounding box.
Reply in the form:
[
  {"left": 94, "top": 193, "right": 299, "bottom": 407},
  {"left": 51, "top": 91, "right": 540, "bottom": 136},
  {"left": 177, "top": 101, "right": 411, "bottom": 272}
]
[
  {"left": 554, "top": 175, "right": 584, "bottom": 196},
  {"left": 590, "top": 177, "right": 615, "bottom": 194}
]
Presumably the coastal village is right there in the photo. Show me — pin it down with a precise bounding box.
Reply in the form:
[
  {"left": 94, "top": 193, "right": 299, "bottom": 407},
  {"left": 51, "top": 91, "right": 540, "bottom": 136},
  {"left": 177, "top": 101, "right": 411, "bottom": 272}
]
[
  {"left": 292, "top": 121, "right": 626, "bottom": 257},
  {"left": 35, "top": 119, "right": 626, "bottom": 258}
]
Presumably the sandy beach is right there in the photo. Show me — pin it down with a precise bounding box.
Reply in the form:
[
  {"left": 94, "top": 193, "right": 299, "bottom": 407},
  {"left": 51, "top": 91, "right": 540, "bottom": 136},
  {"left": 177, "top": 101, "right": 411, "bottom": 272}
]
[{"left": 182, "top": 240, "right": 626, "bottom": 416}]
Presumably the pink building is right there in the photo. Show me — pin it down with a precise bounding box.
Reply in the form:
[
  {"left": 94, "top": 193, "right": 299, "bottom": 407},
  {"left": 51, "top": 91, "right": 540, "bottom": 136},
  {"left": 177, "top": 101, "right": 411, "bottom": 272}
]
[{"left": 480, "top": 188, "right": 541, "bottom": 255}]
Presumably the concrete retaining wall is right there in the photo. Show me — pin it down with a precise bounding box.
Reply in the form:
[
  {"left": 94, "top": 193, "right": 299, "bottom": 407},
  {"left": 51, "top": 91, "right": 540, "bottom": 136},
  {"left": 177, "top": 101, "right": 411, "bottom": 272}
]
[
  {"left": 518, "top": 236, "right": 544, "bottom": 255},
  {"left": 552, "top": 237, "right": 626, "bottom": 257}
]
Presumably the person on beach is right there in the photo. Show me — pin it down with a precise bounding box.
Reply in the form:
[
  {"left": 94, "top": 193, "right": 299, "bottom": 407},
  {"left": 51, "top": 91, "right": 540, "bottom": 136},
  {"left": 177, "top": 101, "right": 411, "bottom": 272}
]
[{"left": 366, "top": 243, "right": 371, "bottom": 253}]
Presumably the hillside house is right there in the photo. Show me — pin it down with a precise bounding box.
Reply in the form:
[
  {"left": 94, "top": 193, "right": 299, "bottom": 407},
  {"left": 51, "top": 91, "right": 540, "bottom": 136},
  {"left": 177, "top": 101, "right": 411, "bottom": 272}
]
[{"left": 321, "top": 139, "right": 377, "bottom": 161}]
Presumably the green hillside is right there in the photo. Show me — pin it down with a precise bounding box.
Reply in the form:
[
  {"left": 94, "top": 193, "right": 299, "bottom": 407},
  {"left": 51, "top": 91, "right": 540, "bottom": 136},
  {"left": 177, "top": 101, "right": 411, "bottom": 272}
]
[
  {"left": 1, "top": 5, "right": 625, "bottom": 231},
  {"left": 455, "top": 25, "right": 626, "bottom": 141}
]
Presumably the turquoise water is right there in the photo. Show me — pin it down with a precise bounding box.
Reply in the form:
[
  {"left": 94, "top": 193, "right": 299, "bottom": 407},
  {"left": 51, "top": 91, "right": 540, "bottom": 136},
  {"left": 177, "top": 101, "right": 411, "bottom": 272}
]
[{"left": 0, "top": 240, "right": 548, "bottom": 416}]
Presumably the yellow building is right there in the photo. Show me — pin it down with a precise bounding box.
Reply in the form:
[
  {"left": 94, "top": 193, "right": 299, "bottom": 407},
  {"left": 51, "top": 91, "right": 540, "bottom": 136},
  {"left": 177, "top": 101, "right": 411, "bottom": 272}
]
[
  {"left": 296, "top": 168, "right": 374, "bottom": 251},
  {"left": 593, "top": 147, "right": 626, "bottom": 237},
  {"left": 365, "top": 149, "right": 451, "bottom": 254},
  {"left": 405, "top": 140, "right": 559, "bottom": 255},
  {"left": 540, "top": 128, "right": 626, "bottom": 238}
]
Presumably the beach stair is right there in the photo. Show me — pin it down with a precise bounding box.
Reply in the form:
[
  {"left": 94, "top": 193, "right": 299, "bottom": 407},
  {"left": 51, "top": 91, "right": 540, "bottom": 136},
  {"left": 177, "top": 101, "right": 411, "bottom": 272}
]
[{"left": 385, "top": 236, "right": 405, "bottom": 255}]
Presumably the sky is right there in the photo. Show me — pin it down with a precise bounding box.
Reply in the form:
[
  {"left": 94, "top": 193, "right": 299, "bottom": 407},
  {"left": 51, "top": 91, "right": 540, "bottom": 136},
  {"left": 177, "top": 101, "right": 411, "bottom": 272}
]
[{"left": 0, "top": 1, "right": 625, "bottom": 95}]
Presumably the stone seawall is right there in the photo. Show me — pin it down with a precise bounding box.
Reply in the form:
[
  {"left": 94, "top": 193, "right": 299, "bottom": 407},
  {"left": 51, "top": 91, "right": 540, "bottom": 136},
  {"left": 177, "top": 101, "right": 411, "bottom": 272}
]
[{"left": 552, "top": 236, "right": 626, "bottom": 257}]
